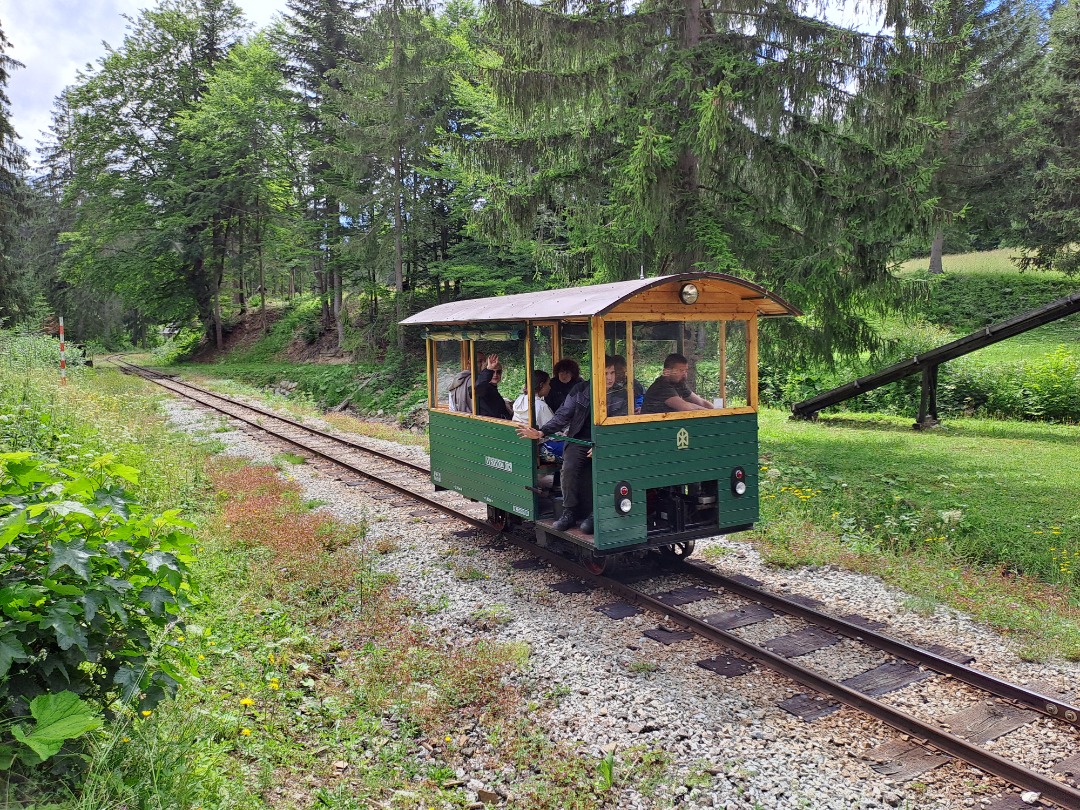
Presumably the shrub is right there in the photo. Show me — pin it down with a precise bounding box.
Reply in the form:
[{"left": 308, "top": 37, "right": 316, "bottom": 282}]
[{"left": 0, "top": 453, "right": 197, "bottom": 723}]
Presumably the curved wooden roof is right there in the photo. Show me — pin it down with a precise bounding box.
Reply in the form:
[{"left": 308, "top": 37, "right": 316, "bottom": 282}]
[{"left": 400, "top": 272, "right": 801, "bottom": 326}]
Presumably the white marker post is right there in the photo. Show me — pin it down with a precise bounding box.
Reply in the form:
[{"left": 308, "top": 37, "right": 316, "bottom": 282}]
[{"left": 58, "top": 316, "right": 67, "bottom": 385}]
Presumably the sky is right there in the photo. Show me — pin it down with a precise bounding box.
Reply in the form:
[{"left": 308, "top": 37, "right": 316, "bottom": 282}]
[{"left": 3, "top": 0, "right": 289, "bottom": 161}]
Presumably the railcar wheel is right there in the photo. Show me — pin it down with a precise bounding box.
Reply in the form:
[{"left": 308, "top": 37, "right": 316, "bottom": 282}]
[
  {"left": 582, "top": 553, "right": 610, "bottom": 576},
  {"left": 486, "top": 506, "right": 508, "bottom": 533},
  {"left": 659, "top": 540, "right": 695, "bottom": 561}
]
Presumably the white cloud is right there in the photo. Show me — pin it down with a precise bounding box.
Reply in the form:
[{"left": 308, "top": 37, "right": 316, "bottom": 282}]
[{"left": 3, "top": 0, "right": 287, "bottom": 159}]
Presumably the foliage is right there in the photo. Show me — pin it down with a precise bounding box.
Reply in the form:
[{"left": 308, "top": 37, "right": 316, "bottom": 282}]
[
  {"left": 464, "top": 0, "right": 965, "bottom": 358},
  {"left": 1017, "top": 0, "right": 1080, "bottom": 274},
  {"left": 2, "top": 691, "right": 103, "bottom": 769},
  {"left": 0, "top": 21, "right": 29, "bottom": 327},
  {"left": 911, "top": 270, "right": 1080, "bottom": 332},
  {"left": 0, "top": 453, "right": 197, "bottom": 721},
  {"left": 150, "top": 327, "right": 205, "bottom": 365}
]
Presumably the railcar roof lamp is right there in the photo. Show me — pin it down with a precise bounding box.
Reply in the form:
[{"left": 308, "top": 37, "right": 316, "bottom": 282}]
[{"left": 679, "top": 283, "right": 700, "bottom": 305}]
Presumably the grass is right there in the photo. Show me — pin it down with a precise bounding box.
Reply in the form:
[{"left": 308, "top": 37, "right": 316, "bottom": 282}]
[
  {"left": 754, "top": 407, "right": 1080, "bottom": 659},
  {"left": 897, "top": 247, "right": 1074, "bottom": 278}
]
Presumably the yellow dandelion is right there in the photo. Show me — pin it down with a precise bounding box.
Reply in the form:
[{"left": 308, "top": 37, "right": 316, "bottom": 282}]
[
  {"left": 176, "top": 635, "right": 184, "bottom": 641},
  {"left": 122, "top": 737, "right": 130, "bottom": 743},
  {"left": 240, "top": 728, "right": 252, "bottom": 736},
  {"left": 198, "top": 654, "right": 205, "bottom": 661},
  {"left": 140, "top": 710, "right": 152, "bottom": 718},
  {"left": 444, "top": 735, "right": 452, "bottom": 743},
  {"left": 270, "top": 683, "right": 280, "bottom": 690},
  {"left": 240, "top": 698, "right": 254, "bottom": 706},
  {"left": 268, "top": 653, "right": 275, "bottom": 664}
]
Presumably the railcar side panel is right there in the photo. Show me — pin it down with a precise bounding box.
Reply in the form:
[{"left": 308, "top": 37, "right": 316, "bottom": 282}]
[
  {"left": 428, "top": 411, "right": 537, "bottom": 520},
  {"left": 591, "top": 413, "right": 759, "bottom": 550}
]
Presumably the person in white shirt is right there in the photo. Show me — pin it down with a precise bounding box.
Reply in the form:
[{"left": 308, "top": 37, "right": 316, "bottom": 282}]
[{"left": 513, "top": 370, "right": 555, "bottom": 426}]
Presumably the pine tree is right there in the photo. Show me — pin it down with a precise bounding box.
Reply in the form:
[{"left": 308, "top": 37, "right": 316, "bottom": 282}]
[
  {"left": 327, "top": 0, "right": 458, "bottom": 342},
  {"left": 1018, "top": 0, "right": 1080, "bottom": 274},
  {"left": 0, "top": 22, "right": 29, "bottom": 325},
  {"left": 922, "top": 0, "right": 1044, "bottom": 271},
  {"left": 472, "top": 0, "right": 962, "bottom": 356},
  {"left": 276, "top": 0, "right": 363, "bottom": 348}
]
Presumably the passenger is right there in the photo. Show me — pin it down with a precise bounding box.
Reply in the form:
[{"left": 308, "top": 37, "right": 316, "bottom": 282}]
[
  {"left": 513, "top": 370, "right": 556, "bottom": 427},
  {"left": 640, "top": 352, "right": 715, "bottom": 414},
  {"left": 517, "top": 357, "right": 617, "bottom": 535},
  {"left": 610, "top": 355, "right": 645, "bottom": 415},
  {"left": 448, "top": 352, "right": 485, "bottom": 413},
  {"left": 546, "top": 358, "right": 581, "bottom": 413},
  {"left": 474, "top": 354, "right": 513, "bottom": 419}
]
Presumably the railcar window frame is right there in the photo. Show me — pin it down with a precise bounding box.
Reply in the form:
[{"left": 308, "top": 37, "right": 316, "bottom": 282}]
[{"left": 593, "top": 312, "right": 758, "bottom": 426}]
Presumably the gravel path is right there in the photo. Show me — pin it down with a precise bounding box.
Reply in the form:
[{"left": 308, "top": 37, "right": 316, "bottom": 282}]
[{"left": 162, "top": 399, "right": 1080, "bottom": 810}]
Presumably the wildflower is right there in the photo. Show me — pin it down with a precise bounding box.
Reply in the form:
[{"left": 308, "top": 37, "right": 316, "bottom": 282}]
[
  {"left": 240, "top": 698, "right": 255, "bottom": 707},
  {"left": 240, "top": 728, "right": 252, "bottom": 736},
  {"left": 198, "top": 654, "right": 205, "bottom": 661},
  {"left": 445, "top": 735, "right": 452, "bottom": 743},
  {"left": 177, "top": 635, "right": 184, "bottom": 641},
  {"left": 270, "top": 682, "right": 280, "bottom": 690},
  {"left": 122, "top": 737, "right": 130, "bottom": 743},
  {"left": 141, "top": 710, "right": 152, "bottom": 718}
]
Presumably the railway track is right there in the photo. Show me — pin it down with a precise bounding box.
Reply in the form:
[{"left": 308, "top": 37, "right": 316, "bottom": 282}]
[{"left": 115, "top": 358, "right": 1080, "bottom": 808}]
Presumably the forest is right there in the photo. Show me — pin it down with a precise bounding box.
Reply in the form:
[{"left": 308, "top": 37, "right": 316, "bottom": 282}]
[{"left": 1, "top": 0, "right": 1078, "bottom": 364}]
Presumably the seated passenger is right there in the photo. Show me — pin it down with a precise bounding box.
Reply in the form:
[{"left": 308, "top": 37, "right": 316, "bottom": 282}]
[
  {"left": 474, "top": 354, "right": 513, "bottom": 419},
  {"left": 609, "top": 355, "right": 644, "bottom": 415},
  {"left": 605, "top": 356, "right": 630, "bottom": 417},
  {"left": 546, "top": 358, "right": 581, "bottom": 413},
  {"left": 640, "top": 352, "right": 715, "bottom": 414},
  {"left": 513, "top": 370, "right": 556, "bottom": 427},
  {"left": 448, "top": 352, "right": 485, "bottom": 412}
]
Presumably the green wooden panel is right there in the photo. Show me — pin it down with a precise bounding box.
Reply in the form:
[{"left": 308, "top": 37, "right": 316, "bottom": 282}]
[
  {"left": 590, "top": 414, "right": 760, "bottom": 549},
  {"left": 429, "top": 411, "right": 538, "bottom": 520}
]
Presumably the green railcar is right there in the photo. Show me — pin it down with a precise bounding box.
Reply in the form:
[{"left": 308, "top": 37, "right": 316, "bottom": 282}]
[{"left": 401, "top": 272, "right": 800, "bottom": 570}]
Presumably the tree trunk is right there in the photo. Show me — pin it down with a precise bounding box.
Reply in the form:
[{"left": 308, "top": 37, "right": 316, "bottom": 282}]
[
  {"left": 333, "top": 268, "right": 345, "bottom": 351},
  {"left": 928, "top": 230, "right": 945, "bottom": 274},
  {"left": 394, "top": 144, "right": 405, "bottom": 350}
]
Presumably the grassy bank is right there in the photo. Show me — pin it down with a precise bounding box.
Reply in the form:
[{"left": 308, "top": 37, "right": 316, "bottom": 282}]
[{"left": 750, "top": 408, "right": 1080, "bottom": 659}]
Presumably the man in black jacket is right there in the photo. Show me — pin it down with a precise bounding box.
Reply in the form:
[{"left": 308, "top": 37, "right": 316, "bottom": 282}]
[{"left": 517, "top": 357, "right": 616, "bottom": 534}]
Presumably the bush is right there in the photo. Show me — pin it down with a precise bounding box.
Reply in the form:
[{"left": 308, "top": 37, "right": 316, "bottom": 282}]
[
  {"left": 0, "top": 453, "right": 197, "bottom": 722},
  {"left": 151, "top": 327, "right": 204, "bottom": 365},
  {"left": 913, "top": 271, "right": 1079, "bottom": 333}
]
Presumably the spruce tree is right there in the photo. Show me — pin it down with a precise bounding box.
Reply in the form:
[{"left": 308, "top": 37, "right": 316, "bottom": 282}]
[
  {"left": 1018, "top": 0, "right": 1080, "bottom": 275},
  {"left": 0, "top": 22, "right": 28, "bottom": 325},
  {"left": 472, "top": 0, "right": 962, "bottom": 356},
  {"left": 276, "top": 0, "right": 363, "bottom": 348}
]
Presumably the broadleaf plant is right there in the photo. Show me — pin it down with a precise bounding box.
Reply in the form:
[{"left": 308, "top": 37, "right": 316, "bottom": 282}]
[{"left": 0, "top": 452, "right": 197, "bottom": 731}]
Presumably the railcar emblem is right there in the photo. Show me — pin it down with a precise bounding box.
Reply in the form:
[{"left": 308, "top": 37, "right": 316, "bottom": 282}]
[{"left": 676, "top": 428, "right": 690, "bottom": 450}]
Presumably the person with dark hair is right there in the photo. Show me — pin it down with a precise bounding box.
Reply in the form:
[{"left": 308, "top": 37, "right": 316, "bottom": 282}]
[
  {"left": 474, "top": 354, "right": 513, "bottom": 419},
  {"left": 610, "top": 355, "right": 645, "bottom": 415},
  {"left": 640, "top": 353, "right": 714, "bottom": 414},
  {"left": 546, "top": 357, "right": 582, "bottom": 413},
  {"left": 517, "top": 357, "right": 617, "bottom": 535},
  {"left": 512, "top": 369, "right": 555, "bottom": 426}
]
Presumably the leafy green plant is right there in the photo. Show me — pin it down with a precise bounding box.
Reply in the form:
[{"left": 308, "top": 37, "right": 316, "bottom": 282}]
[
  {"left": 0, "top": 453, "right": 197, "bottom": 721},
  {"left": 0, "top": 691, "right": 103, "bottom": 769},
  {"left": 596, "top": 750, "right": 615, "bottom": 791}
]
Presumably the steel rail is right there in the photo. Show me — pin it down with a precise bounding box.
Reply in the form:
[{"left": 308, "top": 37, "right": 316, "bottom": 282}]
[
  {"left": 113, "top": 359, "right": 429, "bottom": 473},
  {"left": 114, "top": 358, "right": 1080, "bottom": 807},
  {"left": 679, "top": 560, "right": 1080, "bottom": 728}
]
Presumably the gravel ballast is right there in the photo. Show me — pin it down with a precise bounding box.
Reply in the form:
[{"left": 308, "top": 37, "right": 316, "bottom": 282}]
[{"left": 162, "top": 399, "right": 1080, "bottom": 810}]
